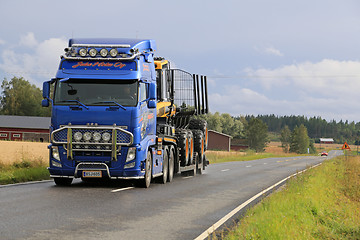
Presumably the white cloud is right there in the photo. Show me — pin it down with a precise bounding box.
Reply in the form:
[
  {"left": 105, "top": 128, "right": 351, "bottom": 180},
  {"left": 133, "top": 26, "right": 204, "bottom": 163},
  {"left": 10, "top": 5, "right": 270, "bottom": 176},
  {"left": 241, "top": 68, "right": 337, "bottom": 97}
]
[
  {"left": 0, "top": 38, "right": 5, "bottom": 45},
  {"left": 264, "top": 47, "right": 284, "bottom": 56},
  {"left": 19, "top": 32, "right": 38, "bottom": 47},
  {"left": 210, "top": 59, "right": 360, "bottom": 121},
  {"left": 254, "top": 45, "right": 284, "bottom": 57},
  {"left": 0, "top": 33, "right": 67, "bottom": 86}
]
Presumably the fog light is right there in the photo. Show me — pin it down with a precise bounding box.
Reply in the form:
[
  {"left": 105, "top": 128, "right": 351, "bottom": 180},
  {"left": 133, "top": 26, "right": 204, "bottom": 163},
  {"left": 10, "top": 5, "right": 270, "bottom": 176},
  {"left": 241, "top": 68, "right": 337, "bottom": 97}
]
[
  {"left": 74, "top": 131, "right": 82, "bottom": 142},
  {"left": 83, "top": 132, "right": 92, "bottom": 141},
  {"left": 51, "top": 160, "right": 62, "bottom": 168},
  {"left": 124, "top": 161, "right": 135, "bottom": 169},
  {"left": 93, "top": 132, "right": 101, "bottom": 142},
  {"left": 102, "top": 132, "right": 111, "bottom": 142}
]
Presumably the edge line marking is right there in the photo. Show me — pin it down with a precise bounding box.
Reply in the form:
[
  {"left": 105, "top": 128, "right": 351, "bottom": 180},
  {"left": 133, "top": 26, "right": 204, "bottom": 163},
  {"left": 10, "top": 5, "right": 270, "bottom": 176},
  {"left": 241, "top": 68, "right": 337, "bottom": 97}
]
[{"left": 194, "top": 162, "right": 323, "bottom": 240}]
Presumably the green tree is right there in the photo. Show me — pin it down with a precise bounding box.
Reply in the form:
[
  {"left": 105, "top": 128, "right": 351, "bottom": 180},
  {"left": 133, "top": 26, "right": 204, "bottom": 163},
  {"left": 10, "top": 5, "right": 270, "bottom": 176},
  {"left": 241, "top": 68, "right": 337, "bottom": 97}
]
[
  {"left": 290, "top": 124, "right": 310, "bottom": 154},
  {"left": 0, "top": 76, "right": 50, "bottom": 116},
  {"left": 245, "top": 118, "right": 269, "bottom": 152},
  {"left": 280, "top": 125, "right": 291, "bottom": 153}
]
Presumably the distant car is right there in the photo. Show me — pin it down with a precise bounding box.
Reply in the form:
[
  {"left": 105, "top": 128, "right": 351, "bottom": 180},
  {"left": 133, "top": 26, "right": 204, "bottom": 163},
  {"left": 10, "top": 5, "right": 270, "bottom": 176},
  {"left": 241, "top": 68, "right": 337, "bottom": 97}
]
[{"left": 321, "top": 152, "right": 328, "bottom": 156}]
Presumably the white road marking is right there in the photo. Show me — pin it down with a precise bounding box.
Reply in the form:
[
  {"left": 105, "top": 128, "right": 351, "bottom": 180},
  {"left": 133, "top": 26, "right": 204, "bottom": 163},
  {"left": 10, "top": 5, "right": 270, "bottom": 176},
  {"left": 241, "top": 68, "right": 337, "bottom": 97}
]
[
  {"left": 182, "top": 176, "right": 193, "bottom": 179},
  {"left": 246, "top": 165, "right": 252, "bottom": 168},
  {"left": 194, "top": 162, "right": 323, "bottom": 240},
  {"left": 263, "top": 163, "right": 267, "bottom": 165},
  {"left": 111, "top": 187, "right": 134, "bottom": 193},
  {"left": 221, "top": 169, "right": 230, "bottom": 172}
]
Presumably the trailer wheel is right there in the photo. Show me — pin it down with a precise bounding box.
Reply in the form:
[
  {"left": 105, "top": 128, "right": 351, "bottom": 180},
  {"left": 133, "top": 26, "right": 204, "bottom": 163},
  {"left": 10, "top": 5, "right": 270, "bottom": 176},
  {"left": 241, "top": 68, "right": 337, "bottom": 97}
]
[
  {"left": 139, "top": 151, "right": 152, "bottom": 188},
  {"left": 189, "top": 152, "right": 198, "bottom": 176},
  {"left": 193, "top": 130, "right": 204, "bottom": 162},
  {"left": 189, "top": 119, "right": 208, "bottom": 150},
  {"left": 54, "top": 177, "right": 73, "bottom": 186},
  {"left": 168, "top": 146, "right": 175, "bottom": 182},
  {"left": 176, "top": 129, "right": 189, "bottom": 166},
  {"left": 160, "top": 147, "right": 169, "bottom": 184}
]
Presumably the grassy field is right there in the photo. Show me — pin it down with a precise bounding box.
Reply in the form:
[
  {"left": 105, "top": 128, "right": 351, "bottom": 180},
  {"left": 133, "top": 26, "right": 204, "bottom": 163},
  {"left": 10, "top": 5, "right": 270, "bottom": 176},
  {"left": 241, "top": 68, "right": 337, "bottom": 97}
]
[
  {"left": 0, "top": 141, "right": 50, "bottom": 184},
  {"left": 220, "top": 155, "right": 360, "bottom": 239}
]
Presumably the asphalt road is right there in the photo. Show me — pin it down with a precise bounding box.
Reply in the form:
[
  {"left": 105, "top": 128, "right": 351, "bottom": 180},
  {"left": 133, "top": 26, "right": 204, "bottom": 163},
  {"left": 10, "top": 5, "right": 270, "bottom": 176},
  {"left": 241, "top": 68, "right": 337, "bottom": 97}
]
[{"left": 0, "top": 150, "right": 342, "bottom": 240}]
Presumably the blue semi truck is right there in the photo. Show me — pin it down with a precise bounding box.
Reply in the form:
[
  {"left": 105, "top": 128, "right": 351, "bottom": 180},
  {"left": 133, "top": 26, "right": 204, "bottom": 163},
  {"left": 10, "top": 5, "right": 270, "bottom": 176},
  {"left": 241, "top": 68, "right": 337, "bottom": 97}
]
[{"left": 42, "top": 38, "right": 209, "bottom": 187}]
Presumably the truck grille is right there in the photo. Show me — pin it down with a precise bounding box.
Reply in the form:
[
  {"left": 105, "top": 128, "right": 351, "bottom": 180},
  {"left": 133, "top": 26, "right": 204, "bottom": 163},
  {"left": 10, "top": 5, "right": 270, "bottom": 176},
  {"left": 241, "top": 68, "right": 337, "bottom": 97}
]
[{"left": 51, "top": 125, "right": 133, "bottom": 152}]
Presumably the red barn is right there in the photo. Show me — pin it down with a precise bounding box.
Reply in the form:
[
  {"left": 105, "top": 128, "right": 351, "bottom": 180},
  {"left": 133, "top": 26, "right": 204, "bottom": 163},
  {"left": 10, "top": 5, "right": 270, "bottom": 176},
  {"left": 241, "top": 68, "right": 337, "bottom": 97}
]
[
  {"left": 207, "top": 130, "right": 232, "bottom": 151},
  {"left": 0, "top": 115, "right": 50, "bottom": 142}
]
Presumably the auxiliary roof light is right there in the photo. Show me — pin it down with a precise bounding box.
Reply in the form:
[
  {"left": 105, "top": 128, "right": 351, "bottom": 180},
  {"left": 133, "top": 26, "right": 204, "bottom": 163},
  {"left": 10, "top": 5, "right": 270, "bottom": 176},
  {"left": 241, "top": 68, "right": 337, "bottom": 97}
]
[
  {"left": 88, "top": 48, "right": 97, "bottom": 57},
  {"left": 109, "top": 48, "right": 118, "bottom": 57},
  {"left": 100, "top": 48, "right": 108, "bottom": 58},
  {"left": 78, "top": 48, "right": 87, "bottom": 57}
]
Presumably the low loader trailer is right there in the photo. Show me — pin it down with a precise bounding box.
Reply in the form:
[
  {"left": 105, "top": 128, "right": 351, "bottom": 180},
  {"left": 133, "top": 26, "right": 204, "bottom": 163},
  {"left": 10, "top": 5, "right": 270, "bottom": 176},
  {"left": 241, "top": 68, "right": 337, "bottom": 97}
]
[{"left": 42, "top": 38, "right": 209, "bottom": 187}]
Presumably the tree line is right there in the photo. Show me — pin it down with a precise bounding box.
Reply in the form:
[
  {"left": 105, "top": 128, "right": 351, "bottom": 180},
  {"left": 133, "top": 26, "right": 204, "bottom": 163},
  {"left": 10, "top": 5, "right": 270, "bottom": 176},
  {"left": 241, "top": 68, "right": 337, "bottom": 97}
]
[
  {"left": 0, "top": 76, "right": 50, "bottom": 117},
  {"left": 245, "top": 114, "right": 360, "bottom": 144}
]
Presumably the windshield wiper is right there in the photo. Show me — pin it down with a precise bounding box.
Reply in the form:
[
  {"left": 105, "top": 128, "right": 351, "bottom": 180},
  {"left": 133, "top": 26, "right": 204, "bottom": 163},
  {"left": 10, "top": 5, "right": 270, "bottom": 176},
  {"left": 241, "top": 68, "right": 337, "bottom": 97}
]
[
  {"left": 93, "top": 101, "right": 126, "bottom": 111},
  {"left": 57, "top": 100, "right": 89, "bottom": 110}
]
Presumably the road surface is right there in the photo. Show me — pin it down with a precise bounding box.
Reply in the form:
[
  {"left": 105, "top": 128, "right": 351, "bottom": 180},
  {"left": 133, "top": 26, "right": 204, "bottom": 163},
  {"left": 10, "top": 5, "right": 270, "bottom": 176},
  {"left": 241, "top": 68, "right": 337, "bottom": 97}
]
[{"left": 0, "top": 150, "right": 342, "bottom": 240}]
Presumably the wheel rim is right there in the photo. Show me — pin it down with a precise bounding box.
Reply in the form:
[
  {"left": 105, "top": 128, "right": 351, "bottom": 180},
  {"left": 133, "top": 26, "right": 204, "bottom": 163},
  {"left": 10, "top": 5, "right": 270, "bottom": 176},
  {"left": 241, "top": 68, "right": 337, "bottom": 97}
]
[{"left": 168, "top": 149, "right": 174, "bottom": 182}]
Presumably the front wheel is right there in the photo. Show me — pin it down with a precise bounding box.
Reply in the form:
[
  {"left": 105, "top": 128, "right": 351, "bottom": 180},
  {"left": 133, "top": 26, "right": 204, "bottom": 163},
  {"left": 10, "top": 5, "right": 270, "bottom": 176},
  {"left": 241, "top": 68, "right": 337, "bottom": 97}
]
[
  {"left": 160, "top": 148, "right": 169, "bottom": 184},
  {"left": 54, "top": 177, "right": 73, "bottom": 186},
  {"left": 139, "top": 151, "right": 152, "bottom": 188}
]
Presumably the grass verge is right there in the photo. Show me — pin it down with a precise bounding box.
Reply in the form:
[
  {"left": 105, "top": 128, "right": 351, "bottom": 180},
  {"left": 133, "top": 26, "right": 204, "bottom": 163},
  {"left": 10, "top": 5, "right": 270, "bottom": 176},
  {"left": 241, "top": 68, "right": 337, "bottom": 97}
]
[
  {"left": 207, "top": 150, "right": 299, "bottom": 164},
  {"left": 0, "top": 159, "right": 50, "bottom": 185},
  {"left": 220, "top": 156, "right": 360, "bottom": 239}
]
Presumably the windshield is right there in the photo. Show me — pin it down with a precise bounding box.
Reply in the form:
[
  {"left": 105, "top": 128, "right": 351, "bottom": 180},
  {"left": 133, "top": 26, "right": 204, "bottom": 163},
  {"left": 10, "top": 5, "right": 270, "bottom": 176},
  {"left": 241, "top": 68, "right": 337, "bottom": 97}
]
[{"left": 54, "top": 79, "right": 138, "bottom": 107}]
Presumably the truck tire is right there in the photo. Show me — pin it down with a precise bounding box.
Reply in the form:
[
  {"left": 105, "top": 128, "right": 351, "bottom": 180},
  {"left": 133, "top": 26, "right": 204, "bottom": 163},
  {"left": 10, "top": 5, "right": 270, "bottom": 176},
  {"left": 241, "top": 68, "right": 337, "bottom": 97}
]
[
  {"left": 193, "top": 129, "right": 204, "bottom": 163},
  {"left": 189, "top": 152, "right": 198, "bottom": 176},
  {"left": 167, "top": 145, "right": 175, "bottom": 182},
  {"left": 186, "top": 130, "right": 194, "bottom": 165},
  {"left": 139, "top": 151, "right": 152, "bottom": 188},
  {"left": 189, "top": 119, "right": 208, "bottom": 150},
  {"left": 54, "top": 177, "right": 73, "bottom": 186},
  {"left": 176, "top": 129, "right": 189, "bottom": 166},
  {"left": 160, "top": 147, "right": 168, "bottom": 184}
]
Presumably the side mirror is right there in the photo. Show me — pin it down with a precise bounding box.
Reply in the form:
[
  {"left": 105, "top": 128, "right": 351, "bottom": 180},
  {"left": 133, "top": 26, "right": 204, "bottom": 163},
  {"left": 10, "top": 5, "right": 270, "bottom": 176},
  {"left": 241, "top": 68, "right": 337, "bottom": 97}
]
[
  {"left": 149, "top": 82, "right": 156, "bottom": 100},
  {"left": 43, "top": 81, "right": 50, "bottom": 99},
  {"left": 148, "top": 99, "right": 156, "bottom": 109},
  {"left": 42, "top": 99, "right": 49, "bottom": 107}
]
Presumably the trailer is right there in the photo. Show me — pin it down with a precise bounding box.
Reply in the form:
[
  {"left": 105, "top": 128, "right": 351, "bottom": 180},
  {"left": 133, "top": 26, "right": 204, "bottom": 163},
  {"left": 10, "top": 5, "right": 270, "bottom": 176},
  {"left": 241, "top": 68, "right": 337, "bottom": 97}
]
[{"left": 42, "top": 38, "right": 209, "bottom": 187}]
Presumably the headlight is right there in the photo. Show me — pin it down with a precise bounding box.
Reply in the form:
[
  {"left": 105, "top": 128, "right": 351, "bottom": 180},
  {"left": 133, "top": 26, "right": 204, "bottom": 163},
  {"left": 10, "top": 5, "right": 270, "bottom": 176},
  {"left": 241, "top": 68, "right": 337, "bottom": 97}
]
[
  {"left": 78, "top": 48, "right": 87, "bottom": 57},
  {"left": 74, "top": 131, "right": 82, "bottom": 141},
  {"left": 51, "top": 146, "right": 60, "bottom": 161},
  {"left": 102, "top": 132, "right": 111, "bottom": 142},
  {"left": 93, "top": 132, "right": 101, "bottom": 142},
  {"left": 126, "top": 147, "right": 136, "bottom": 162},
  {"left": 89, "top": 48, "right": 97, "bottom": 57},
  {"left": 100, "top": 48, "right": 108, "bottom": 57},
  {"left": 109, "top": 48, "right": 118, "bottom": 57},
  {"left": 83, "top": 132, "right": 92, "bottom": 141}
]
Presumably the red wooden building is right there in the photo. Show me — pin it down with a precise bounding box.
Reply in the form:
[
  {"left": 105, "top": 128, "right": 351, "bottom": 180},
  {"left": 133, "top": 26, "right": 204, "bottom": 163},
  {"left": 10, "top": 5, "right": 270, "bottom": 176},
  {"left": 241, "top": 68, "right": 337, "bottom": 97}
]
[
  {"left": 0, "top": 115, "right": 50, "bottom": 142},
  {"left": 207, "top": 130, "right": 232, "bottom": 151}
]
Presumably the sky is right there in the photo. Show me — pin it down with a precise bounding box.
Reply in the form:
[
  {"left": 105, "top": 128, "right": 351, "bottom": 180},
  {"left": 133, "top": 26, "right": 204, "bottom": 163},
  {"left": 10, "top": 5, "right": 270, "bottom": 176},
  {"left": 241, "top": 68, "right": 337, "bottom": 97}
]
[{"left": 1, "top": 0, "right": 360, "bottom": 122}]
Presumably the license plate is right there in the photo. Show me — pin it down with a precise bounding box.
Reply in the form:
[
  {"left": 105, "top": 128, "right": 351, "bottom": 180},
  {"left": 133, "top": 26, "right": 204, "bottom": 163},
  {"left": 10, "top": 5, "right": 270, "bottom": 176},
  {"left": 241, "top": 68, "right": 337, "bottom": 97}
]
[{"left": 82, "top": 171, "right": 102, "bottom": 178}]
